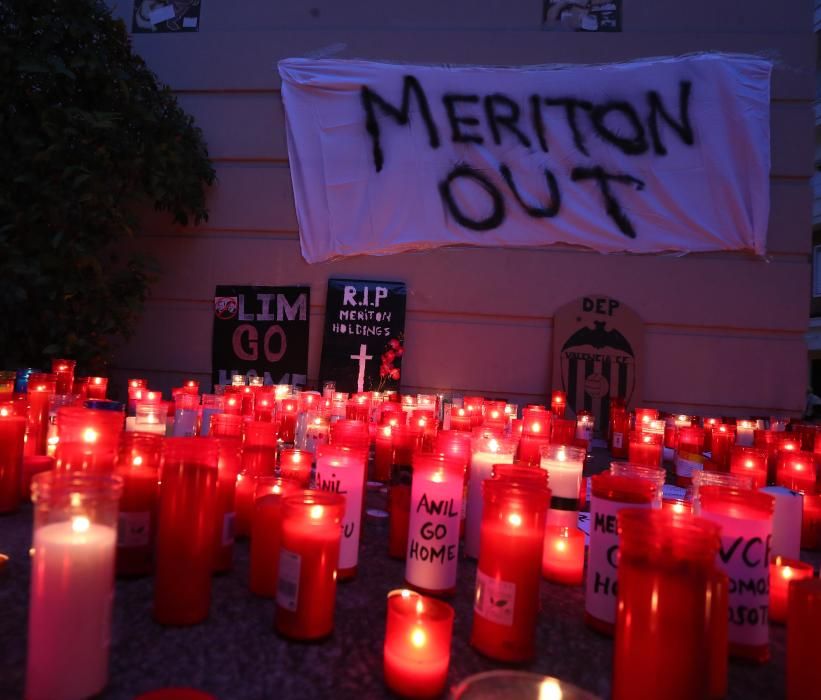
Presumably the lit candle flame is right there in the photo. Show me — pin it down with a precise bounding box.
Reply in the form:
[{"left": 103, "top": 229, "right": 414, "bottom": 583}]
[
  {"left": 554, "top": 538, "right": 567, "bottom": 553},
  {"left": 410, "top": 627, "right": 426, "bottom": 648},
  {"left": 71, "top": 515, "right": 90, "bottom": 533},
  {"left": 0, "top": 408, "right": 8, "bottom": 417},
  {"left": 488, "top": 438, "right": 499, "bottom": 453},
  {"left": 532, "top": 422, "right": 541, "bottom": 434},
  {"left": 557, "top": 448, "right": 567, "bottom": 462},
  {"left": 538, "top": 678, "right": 563, "bottom": 700},
  {"left": 132, "top": 456, "right": 143, "bottom": 467},
  {"left": 309, "top": 505, "right": 324, "bottom": 520},
  {"left": 83, "top": 428, "right": 98, "bottom": 444},
  {"left": 672, "top": 503, "right": 686, "bottom": 514},
  {"left": 508, "top": 513, "right": 522, "bottom": 528},
  {"left": 432, "top": 469, "right": 445, "bottom": 484},
  {"left": 782, "top": 566, "right": 794, "bottom": 580}
]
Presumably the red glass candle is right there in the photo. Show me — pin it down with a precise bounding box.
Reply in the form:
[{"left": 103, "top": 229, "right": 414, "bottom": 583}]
[
  {"left": 449, "top": 408, "right": 472, "bottom": 432},
  {"left": 85, "top": 377, "right": 108, "bottom": 400},
  {"left": 492, "top": 463, "right": 548, "bottom": 488},
  {"left": 50, "top": 359, "right": 76, "bottom": 396},
  {"left": 433, "top": 430, "right": 472, "bottom": 538},
  {"left": 634, "top": 407, "right": 658, "bottom": 430},
  {"left": 787, "top": 578, "right": 821, "bottom": 700},
  {"left": 521, "top": 407, "right": 551, "bottom": 437},
  {"left": 21, "top": 455, "right": 55, "bottom": 501},
  {"left": 72, "top": 377, "right": 89, "bottom": 400},
  {"left": 115, "top": 433, "right": 162, "bottom": 576},
  {"left": 662, "top": 497, "right": 693, "bottom": 514},
  {"left": 26, "top": 373, "right": 57, "bottom": 456},
  {"left": 551, "top": 418, "right": 576, "bottom": 445},
  {"left": 542, "top": 525, "right": 585, "bottom": 585},
  {"left": 383, "top": 589, "right": 454, "bottom": 699},
  {"left": 730, "top": 446, "right": 768, "bottom": 489},
  {"left": 346, "top": 395, "right": 371, "bottom": 422},
  {"left": 802, "top": 493, "right": 821, "bottom": 550},
  {"left": 585, "top": 473, "right": 659, "bottom": 635},
  {"left": 710, "top": 426, "right": 736, "bottom": 471},
  {"left": 235, "top": 421, "right": 277, "bottom": 537},
  {"left": 154, "top": 438, "right": 219, "bottom": 625},
  {"left": 735, "top": 419, "right": 757, "bottom": 447},
  {"left": 210, "top": 413, "right": 243, "bottom": 572},
  {"left": 278, "top": 448, "right": 312, "bottom": 487},
  {"left": 55, "top": 406, "right": 123, "bottom": 473},
  {"left": 0, "top": 412, "right": 26, "bottom": 512},
  {"left": 249, "top": 477, "right": 302, "bottom": 597},
  {"left": 471, "top": 480, "right": 550, "bottom": 661},
  {"left": 609, "top": 404, "right": 629, "bottom": 459},
  {"left": 405, "top": 454, "right": 464, "bottom": 596},
  {"left": 315, "top": 444, "right": 367, "bottom": 580},
  {"left": 330, "top": 419, "right": 370, "bottom": 452},
  {"left": 677, "top": 425, "right": 705, "bottom": 455},
  {"left": 278, "top": 398, "right": 299, "bottom": 443},
  {"left": 463, "top": 396, "right": 485, "bottom": 427},
  {"left": 608, "top": 462, "right": 665, "bottom": 508},
  {"left": 373, "top": 425, "right": 393, "bottom": 482},
  {"left": 628, "top": 431, "right": 662, "bottom": 468},
  {"left": 575, "top": 410, "right": 594, "bottom": 442},
  {"left": 698, "top": 486, "right": 774, "bottom": 662},
  {"left": 550, "top": 390, "right": 567, "bottom": 418},
  {"left": 275, "top": 490, "right": 345, "bottom": 640},
  {"left": 388, "top": 425, "right": 422, "bottom": 559},
  {"left": 612, "top": 509, "right": 721, "bottom": 700},
  {"left": 691, "top": 471, "right": 753, "bottom": 515},
  {"left": 769, "top": 556, "right": 814, "bottom": 624},
  {"left": 776, "top": 450, "right": 816, "bottom": 494},
  {"left": 515, "top": 433, "right": 549, "bottom": 466}
]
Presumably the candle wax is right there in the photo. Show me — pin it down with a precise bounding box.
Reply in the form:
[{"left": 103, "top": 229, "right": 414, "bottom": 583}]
[{"left": 26, "top": 521, "right": 116, "bottom": 700}]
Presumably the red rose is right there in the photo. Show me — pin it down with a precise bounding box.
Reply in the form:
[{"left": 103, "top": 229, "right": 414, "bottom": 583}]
[
  {"left": 383, "top": 350, "right": 395, "bottom": 362},
  {"left": 390, "top": 368, "right": 400, "bottom": 380},
  {"left": 388, "top": 338, "right": 400, "bottom": 350}
]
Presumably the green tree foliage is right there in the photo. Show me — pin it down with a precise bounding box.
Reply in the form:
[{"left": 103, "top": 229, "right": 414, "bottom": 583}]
[{"left": 0, "top": 0, "right": 215, "bottom": 371}]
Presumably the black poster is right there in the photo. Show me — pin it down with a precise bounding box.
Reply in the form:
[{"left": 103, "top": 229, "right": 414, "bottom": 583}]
[
  {"left": 319, "top": 279, "right": 407, "bottom": 394},
  {"left": 212, "top": 285, "right": 310, "bottom": 389}
]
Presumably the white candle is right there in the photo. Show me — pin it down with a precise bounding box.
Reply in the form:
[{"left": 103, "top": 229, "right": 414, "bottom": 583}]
[
  {"left": 465, "top": 437, "right": 515, "bottom": 559},
  {"left": 26, "top": 517, "right": 117, "bottom": 700},
  {"left": 540, "top": 446, "right": 585, "bottom": 500},
  {"left": 736, "top": 421, "right": 755, "bottom": 447}
]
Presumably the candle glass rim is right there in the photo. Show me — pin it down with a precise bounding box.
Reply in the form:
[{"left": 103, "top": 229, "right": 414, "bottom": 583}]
[
  {"left": 608, "top": 461, "right": 666, "bottom": 485},
  {"left": 770, "top": 555, "right": 814, "bottom": 573},
  {"left": 691, "top": 470, "right": 753, "bottom": 492},
  {"left": 281, "top": 489, "right": 345, "bottom": 522},
  {"left": 386, "top": 588, "right": 455, "bottom": 624},
  {"left": 162, "top": 436, "right": 220, "bottom": 466},
  {"left": 618, "top": 507, "right": 721, "bottom": 564},
  {"left": 591, "top": 472, "right": 658, "bottom": 502},
  {"left": 539, "top": 444, "right": 585, "bottom": 462},
  {"left": 31, "top": 470, "right": 124, "bottom": 504},
  {"left": 698, "top": 485, "right": 775, "bottom": 517},
  {"left": 450, "top": 670, "right": 598, "bottom": 700}
]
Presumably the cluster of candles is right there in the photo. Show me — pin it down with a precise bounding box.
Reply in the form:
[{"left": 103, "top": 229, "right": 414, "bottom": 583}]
[{"left": 2, "top": 370, "right": 820, "bottom": 699}]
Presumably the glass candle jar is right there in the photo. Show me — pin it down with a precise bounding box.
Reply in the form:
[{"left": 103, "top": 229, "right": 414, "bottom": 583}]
[
  {"left": 760, "top": 485, "right": 804, "bottom": 560},
  {"left": 542, "top": 525, "right": 585, "bottom": 585},
  {"left": 235, "top": 421, "right": 278, "bottom": 538},
  {"left": 0, "top": 411, "right": 26, "bottom": 513},
  {"left": 550, "top": 390, "right": 567, "bottom": 418},
  {"left": 275, "top": 490, "right": 346, "bottom": 640},
  {"left": 55, "top": 406, "right": 123, "bottom": 473},
  {"left": 612, "top": 508, "right": 721, "bottom": 700},
  {"left": 199, "top": 394, "right": 224, "bottom": 437},
  {"left": 314, "top": 444, "right": 367, "bottom": 580},
  {"left": 388, "top": 425, "right": 422, "bottom": 559},
  {"left": 768, "top": 556, "right": 814, "bottom": 624},
  {"left": 383, "top": 589, "right": 454, "bottom": 699},
  {"left": 471, "top": 480, "right": 550, "bottom": 662},
  {"left": 465, "top": 435, "right": 517, "bottom": 559},
  {"left": 710, "top": 425, "right": 736, "bottom": 471},
  {"left": 172, "top": 392, "right": 200, "bottom": 438},
  {"left": 26, "top": 471, "right": 123, "bottom": 700},
  {"left": 628, "top": 430, "right": 662, "bottom": 468},
  {"left": 278, "top": 397, "right": 299, "bottom": 443},
  {"left": 278, "top": 447, "right": 313, "bottom": 487},
  {"left": 26, "top": 373, "right": 57, "bottom": 457},
  {"left": 691, "top": 470, "right": 753, "bottom": 514},
  {"left": 776, "top": 450, "right": 816, "bottom": 494},
  {"left": 729, "top": 446, "right": 768, "bottom": 489},
  {"left": 374, "top": 424, "right": 394, "bottom": 482},
  {"left": 586, "top": 473, "right": 659, "bottom": 635},
  {"left": 50, "top": 359, "right": 77, "bottom": 396},
  {"left": 539, "top": 444, "right": 585, "bottom": 508},
  {"left": 698, "top": 485, "right": 775, "bottom": 662},
  {"left": 114, "top": 433, "right": 162, "bottom": 577},
  {"left": 85, "top": 376, "right": 108, "bottom": 400},
  {"left": 608, "top": 461, "right": 666, "bottom": 508},
  {"left": 405, "top": 454, "right": 464, "bottom": 596},
  {"left": 249, "top": 477, "right": 302, "bottom": 598},
  {"left": 787, "top": 578, "right": 821, "bottom": 700},
  {"left": 153, "top": 438, "right": 219, "bottom": 625}
]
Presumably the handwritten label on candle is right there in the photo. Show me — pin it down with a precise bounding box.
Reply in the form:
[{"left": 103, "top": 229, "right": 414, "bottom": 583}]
[
  {"left": 585, "top": 495, "right": 651, "bottom": 625},
  {"left": 117, "top": 512, "right": 150, "bottom": 547},
  {"left": 474, "top": 569, "right": 515, "bottom": 626},
  {"left": 277, "top": 548, "right": 301, "bottom": 612},
  {"left": 612, "top": 432, "right": 624, "bottom": 449},
  {"left": 315, "top": 463, "right": 364, "bottom": 570},
  {"left": 221, "top": 512, "right": 235, "bottom": 547},
  {"left": 702, "top": 510, "right": 772, "bottom": 647},
  {"left": 406, "top": 487, "right": 462, "bottom": 591}
]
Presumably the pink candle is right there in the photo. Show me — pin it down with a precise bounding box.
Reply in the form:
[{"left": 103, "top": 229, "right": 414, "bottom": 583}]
[
  {"left": 26, "top": 471, "right": 122, "bottom": 700},
  {"left": 699, "top": 486, "right": 774, "bottom": 662},
  {"left": 405, "top": 454, "right": 464, "bottom": 596},
  {"left": 314, "top": 444, "right": 367, "bottom": 580},
  {"left": 383, "top": 589, "right": 454, "bottom": 699},
  {"left": 542, "top": 525, "right": 585, "bottom": 585}
]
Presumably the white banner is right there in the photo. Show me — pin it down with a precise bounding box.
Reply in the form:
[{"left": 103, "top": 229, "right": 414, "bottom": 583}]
[{"left": 278, "top": 54, "right": 771, "bottom": 264}]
